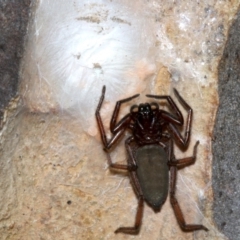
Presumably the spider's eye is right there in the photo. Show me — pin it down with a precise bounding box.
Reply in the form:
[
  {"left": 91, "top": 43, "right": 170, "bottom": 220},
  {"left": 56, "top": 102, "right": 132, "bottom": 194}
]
[
  {"left": 131, "top": 105, "right": 138, "bottom": 113},
  {"left": 138, "top": 104, "right": 152, "bottom": 115},
  {"left": 145, "top": 105, "right": 151, "bottom": 113}
]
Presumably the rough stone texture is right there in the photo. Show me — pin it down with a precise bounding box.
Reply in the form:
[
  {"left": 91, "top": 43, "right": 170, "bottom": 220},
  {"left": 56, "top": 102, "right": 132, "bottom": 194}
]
[
  {"left": 0, "top": 0, "right": 31, "bottom": 118},
  {"left": 0, "top": 1, "right": 239, "bottom": 239},
  {"left": 0, "top": 102, "right": 223, "bottom": 240},
  {"left": 213, "top": 9, "right": 240, "bottom": 240}
]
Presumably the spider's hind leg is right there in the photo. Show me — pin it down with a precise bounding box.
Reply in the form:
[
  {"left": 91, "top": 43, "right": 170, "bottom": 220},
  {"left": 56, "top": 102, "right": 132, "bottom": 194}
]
[
  {"left": 169, "top": 166, "right": 208, "bottom": 232},
  {"left": 115, "top": 196, "right": 144, "bottom": 235},
  {"left": 115, "top": 137, "right": 145, "bottom": 235}
]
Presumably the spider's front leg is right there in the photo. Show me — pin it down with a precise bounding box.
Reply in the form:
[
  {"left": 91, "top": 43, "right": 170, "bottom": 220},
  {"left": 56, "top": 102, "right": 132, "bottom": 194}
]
[
  {"left": 168, "top": 89, "right": 193, "bottom": 148},
  {"left": 110, "top": 90, "right": 139, "bottom": 134},
  {"left": 147, "top": 89, "right": 192, "bottom": 148},
  {"left": 95, "top": 86, "right": 138, "bottom": 170}
]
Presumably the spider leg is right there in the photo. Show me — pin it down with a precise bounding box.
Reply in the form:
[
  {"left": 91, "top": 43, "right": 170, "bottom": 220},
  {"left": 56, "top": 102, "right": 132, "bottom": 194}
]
[
  {"left": 165, "top": 139, "right": 208, "bottom": 231},
  {"left": 169, "top": 166, "right": 208, "bottom": 232},
  {"left": 146, "top": 89, "right": 193, "bottom": 148},
  {"left": 115, "top": 196, "right": 144, "bottom": 235},
  {"left": 170, "top": 89, "right": 192, "bottom": 147},
  {"left": 110, "top": 92, "right": 139, "bottom": 133},
  {"left": 146, "top": 91, "right": 184, "bottom": 125},
  {"left": 125, "top": 136, "right": 138, "bottom": 170},
  {"left": 95, "top": 86, "right": 131, "bottom": 150},
  {"left": 95, "top": 86, "right": 133, "bottom": 170},
  {"left": 105, "top": 136, "right": 139, "bottom": 171},
  {"left": 95, "top": 86, "right": 108, "bottom": 147},
  {"left": 105, "top": 152, "right": 129, "bottom": 170},
  {"left": 169, "top": 141, "right": 199, "bottom": 169},
  {"left": 115, "top": 137, "right": 144, "bottom": 235}
]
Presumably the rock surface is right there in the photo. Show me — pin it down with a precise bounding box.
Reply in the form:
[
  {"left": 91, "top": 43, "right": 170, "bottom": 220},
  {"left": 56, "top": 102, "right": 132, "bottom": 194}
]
[
  {"left": 0, "top": 1, "right": 240, "bottom": 239},
  {"left": 213, "top": 10, "right": 240, "bottom": 240}
]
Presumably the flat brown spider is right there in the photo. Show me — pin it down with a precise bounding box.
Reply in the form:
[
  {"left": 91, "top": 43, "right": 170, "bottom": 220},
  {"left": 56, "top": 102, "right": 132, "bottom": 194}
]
[{"left": 95, "top": 86, "right": 208, "bottom": 235}]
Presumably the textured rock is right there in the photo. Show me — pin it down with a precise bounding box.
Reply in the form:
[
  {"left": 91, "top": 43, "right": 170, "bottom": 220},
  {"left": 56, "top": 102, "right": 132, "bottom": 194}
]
[
  {"left": 213, "top": 10, "right": 240, "bottom": 240},
  {"left": 0, "top": 0, "right": 239, "bottom": 239},
  {"left": 0, "top": 0, "right": 31, "bottom": 115}
]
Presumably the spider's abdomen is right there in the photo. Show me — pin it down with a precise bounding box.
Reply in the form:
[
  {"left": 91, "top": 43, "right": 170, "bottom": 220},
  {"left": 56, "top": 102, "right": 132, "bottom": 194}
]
[{"left": 135, "top": 145, "right": 169, "bottom": 211}]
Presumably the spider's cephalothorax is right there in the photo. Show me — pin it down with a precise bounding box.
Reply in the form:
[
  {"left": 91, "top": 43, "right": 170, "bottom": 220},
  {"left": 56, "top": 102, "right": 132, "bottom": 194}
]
[
  {"left": 95, "top": 86, "right": 208, "bottom": 235},
  {"left": 130, "top": 103, "right": 165, "bottom": 145}
]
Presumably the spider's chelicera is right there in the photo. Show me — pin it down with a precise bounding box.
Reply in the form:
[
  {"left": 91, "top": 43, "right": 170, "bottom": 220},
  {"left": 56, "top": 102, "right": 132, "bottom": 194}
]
[{"left": 95, "top": 86, "right": 208, "bottom": 235}]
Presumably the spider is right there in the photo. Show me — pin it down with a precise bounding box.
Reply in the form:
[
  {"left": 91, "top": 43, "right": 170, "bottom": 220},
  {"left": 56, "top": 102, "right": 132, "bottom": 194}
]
[{"left": 95, "top": 86, "right": 208, "bottom": 235}]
